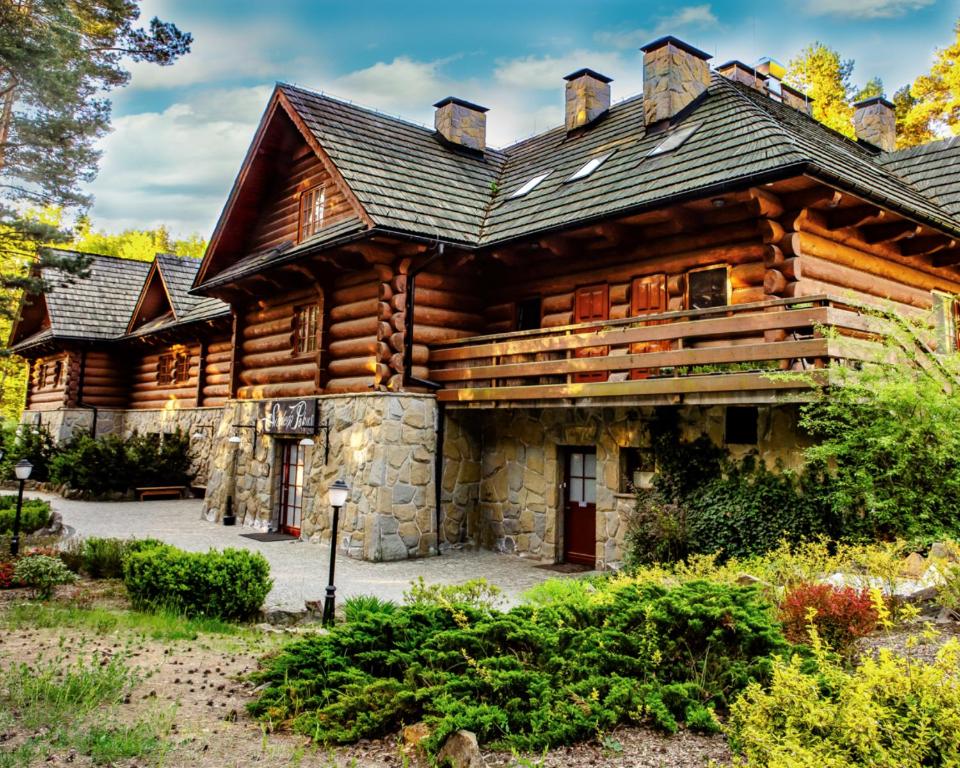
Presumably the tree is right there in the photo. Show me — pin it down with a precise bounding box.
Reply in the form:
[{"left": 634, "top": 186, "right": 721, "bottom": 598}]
[
  {"left": 785, "top": 43, "right": 858, "bottom": 138},
  {"left": 0, "top": 1, "right": 192, "bottom": 308},
  {"left": 900, "top": 19, "right": 960, "bottom": 147},
  {"left": 72, "top": 217, "right": 207, "bottom": 262}
]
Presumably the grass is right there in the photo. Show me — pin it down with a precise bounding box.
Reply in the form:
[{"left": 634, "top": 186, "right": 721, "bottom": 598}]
[{"left": 0, "top": 601, "right": 243, "bottom": 641}]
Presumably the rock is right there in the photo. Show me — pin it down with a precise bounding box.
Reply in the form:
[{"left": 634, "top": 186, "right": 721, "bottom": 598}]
[
  {"left": 35, "top": 511, "right": 63, "bottom": 537},
  {"left": 435, "top": 730, "right": 482, "bottom": 768},
  {"left": 937, "top": 607, "right": 958, "bottom": 624},
  {"left": 902, "top": 552, "right": 927, "bottom": 579},
  {"left": 896, "top": 585, "right": 939, "bottom": 604},
  {"left": 736, "top": 573, "right": 764, "bottom": 586},
  {"left": 402, "top": 721, "right": 431, "bottom": 752},
  {"left": 259, "top": 608, "right": 304, "bottom": 626},
  {"left": 929, "top": 542, "right": 959, "bottom": 563}
]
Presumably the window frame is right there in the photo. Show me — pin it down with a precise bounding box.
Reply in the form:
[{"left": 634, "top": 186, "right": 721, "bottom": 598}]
[
  {"left": 157, "top": 351, "right": 190, "bottom": 387},
  {"left": 35, "top": 361, "right": 48, "bottom": 390},
  {"left": 51, "top": 360, "right": 64, "bottom": 389},
  {"left": 515, "top": 296, "right": 542, "bottom": 332},
  {"left": 686, "top": 265, "right": 730, "bottom": 310},
  {"left": 298, "top": 184, "right": 326, "bottom": 241},
  {"left": 294, "top": 303, "right": 320, "bottom": 356}
]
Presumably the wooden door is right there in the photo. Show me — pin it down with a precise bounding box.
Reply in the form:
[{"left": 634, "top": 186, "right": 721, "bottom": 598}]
[
  {"left": 573, "top": 285, "right": 609, "bottom": 383},
  {"left": 278, "top": 442, "right": 305, "bottom": 536},
  {"left": 629, "top": 274, "right": 669, "bottom": 379},
  {"left": 563, "top": 448, "right": 597, "bottom": 567}
]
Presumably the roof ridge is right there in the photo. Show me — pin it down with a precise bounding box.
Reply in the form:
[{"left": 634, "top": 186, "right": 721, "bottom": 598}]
[{"left": 884, "top": 135, "right": 960, "bottom": 160}]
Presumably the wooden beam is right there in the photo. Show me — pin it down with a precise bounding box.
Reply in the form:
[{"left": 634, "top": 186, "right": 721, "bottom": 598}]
[
  {"left": 825, "top": 205, "right": 882, "bottom": 231},
  {"left": 748, "top": 187, "right": 785, "bottom": 219},
  {"left": 860, "top": 221, "right": 921, "bottom": 244},
  {"left": 782, "top": 186, "right": 843, "bottom": 211},
  {"left": 899, "top": 236, "right": 956, "bottom": 257},
  {"left": 538, "top": 236, "right": 573, "bottom": 258}
]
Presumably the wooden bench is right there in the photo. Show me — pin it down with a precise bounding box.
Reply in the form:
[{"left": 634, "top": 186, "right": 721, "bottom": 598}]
[{"left": 136, "top": 486, "right": 185, "bottom": 501}]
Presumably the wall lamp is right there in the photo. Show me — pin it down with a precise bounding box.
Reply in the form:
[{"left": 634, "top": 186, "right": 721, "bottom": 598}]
[
  {"left": 231, "top": 423, "right": 258, "bottom": 450},
  {"left": 297, "top": 418, "right": 331, "bottom": 465},
  {"left": 190, "top": 425, "right": 213, "bottom": 440}
]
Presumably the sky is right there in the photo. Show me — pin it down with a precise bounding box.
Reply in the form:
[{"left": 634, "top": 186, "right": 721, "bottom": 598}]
[{"left": 85, "top": 0, "right": 960, "bottom": 239}]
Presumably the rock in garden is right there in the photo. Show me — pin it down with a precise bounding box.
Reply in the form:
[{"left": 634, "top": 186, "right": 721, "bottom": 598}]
[
  {"left": 902, "top": 552, "right": 926, "bottom": 579},
  {"left": 929, "top": 542, "right": 959, "bottom": 563},
  {"left": 402, "top": 721, "right": 431, "bottom": 751},
  {"left": 436, "top": 730, "right": 482, "bottom": 768}
]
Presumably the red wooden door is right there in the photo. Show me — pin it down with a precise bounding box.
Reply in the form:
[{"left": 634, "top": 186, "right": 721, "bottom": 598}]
[
  {"left": 278, "top": 442, "right": 305, "bottom": 536},
  {"left": 564, "top": 449, "right": 597, "bottom": 567},
  {"left": 573, "top": 285, "right": 609, "bottom": 383},
  {"left": 629, "top": 274, "right": 669, "bottom": 379}
]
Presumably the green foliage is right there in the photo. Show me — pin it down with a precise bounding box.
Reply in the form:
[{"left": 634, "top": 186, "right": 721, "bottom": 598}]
[
  {"left": 0, "top": 496, "right": 51, "bottom": 534},
  {"left": 58, "top": 536, "right": 160, "bottom": 579},
  {"left": 73, "top": 217, "right": 207, "bottom": 262},
  {"left": 343, "top": 594, "right": 398, "bottom": 623},
  {"left": 937, "top": 561, "right": 960, "bottom": 620},
  {"left": 0, "top": 422, "right": 57, "bottom": 481},
  {"left": 249, "top": 580, "right": 786, "bottom": 753},
  {"left": 12, "top": 554, "right": 76, "bottom": 599},
  {"left": 799, "top": 357, "right": 960, "bottom": 542},
  {"left": 48, "top": 429, "right": 193, "bottom": 496},
  {"left": 123, "top": 544, "right": 272, "bottom": 621},
  {"left": 728, "top": 631, "right": 960, "bottom": 767},
  {"left": 403, "top": 576, "right": 504, "bottom": 611},
  {"left": 624, "top": 421, "right": 834, "bottom": 566}
]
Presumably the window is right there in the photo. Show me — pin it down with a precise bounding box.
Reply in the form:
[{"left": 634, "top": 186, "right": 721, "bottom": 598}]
[
  {"left": 726, "top": 406, "right": 759, "bottom": 445},
  {"left": 687, "top": 266, "right": 729, "bottom": 309},
  {"left": 52, "top": 360, "right": 64, "bottom": 388},
  {"left": 157, "top": 352, "right": 189, "bottom": 386},
  {"left": 620, "top": 447, "right": 655, "bottom": 493},
  {"left": 566, "top": 152, "right": 613, "bottom": 182},
  {"left": 35, "top": 362, "right": 48, "bottom": 390},
  {"left": 515, "top": 297, "right": 542, "bottom": 331},
  {"left": 509, "top": 171, "right": 550, "bottom": 199},
  {"left": 295, "top": 304, "right": 319, "bottom": 355},
  {"left": 648, "top": 122, "right": 701, "bottom": 156},
  {"left": 933, "top": 292, "right": 960, "bottom": 353},
  {"left": 299, "top": 185, "right": 326, "bottom": 240}
]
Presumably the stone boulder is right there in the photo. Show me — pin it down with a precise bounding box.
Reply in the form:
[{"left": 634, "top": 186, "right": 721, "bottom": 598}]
[
  {"left": 35, "top": 510, "right": 63, "bottom": 537},
  {"left": 436, "top": 730, "right": 482, "bottom": 768}
]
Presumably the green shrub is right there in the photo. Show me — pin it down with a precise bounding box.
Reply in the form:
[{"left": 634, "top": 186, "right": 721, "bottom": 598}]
[
  {"left": 728, "top": 632, "right": 960, "bottom": 766},
  {"left": 403, "top": 576, "right": 503, "bottom": 610},
  {"left": 13, "top": 554, "right": 77, "bottom": 599},
  {"left": 343, "top": 595, "right": 398, "bottom": 623},
  {"left": 0, "top": 423, "right": 56, "bottom": 482},
  {"left": 59, "top": 537, "right": 162, "bottom": 579},
  {"left": 249, "top": 580, "right": 786, "bottom": 753},
  {"left": 0, "top": 497, "right": 51, "bottom": 534},
  {"left": 123, "top": 544, "right": 271, "bottom": 621}
]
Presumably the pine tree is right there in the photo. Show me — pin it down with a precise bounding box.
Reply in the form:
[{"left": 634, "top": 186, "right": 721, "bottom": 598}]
[{"left": 0, "top": 0, "right": 192, "bottom": 307}]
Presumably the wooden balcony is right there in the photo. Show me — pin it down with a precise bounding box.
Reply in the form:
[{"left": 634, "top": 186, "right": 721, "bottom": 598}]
[{"left": 427, "top": 295, "right": 937, "bottom": 408}]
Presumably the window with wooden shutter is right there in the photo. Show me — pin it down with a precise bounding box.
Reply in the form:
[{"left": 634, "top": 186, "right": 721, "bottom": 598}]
[
  {"left": 573, "top": 284, "right": 609, "bottom": 383},
  {"left": 629, "top": 274, "right": 669, "bottom": 379},
  {"left": 157, "top": 354, "right": 175, "bottom": 385},
  {"left": 295, "top": 304, "right": 319, "bottom": 355},
  {"left": 174, "top": 353, "right": 190, "bottom": 384},
  {"left": 299, "top": 185, "right": 326, "bottom": 241},
  {"left": 687, "top": 266, "right": 729, "bottom": 309}
]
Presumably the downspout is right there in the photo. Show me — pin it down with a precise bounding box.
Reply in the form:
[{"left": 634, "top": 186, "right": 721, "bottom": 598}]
[
  {"left": 402, "top": 242, "right": 446, "bottom": 554},
  {"left": 75, "top": 349, "right": 98, "bottom": 438}
]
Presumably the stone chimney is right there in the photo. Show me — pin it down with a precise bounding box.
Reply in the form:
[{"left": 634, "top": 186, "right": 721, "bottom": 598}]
[
  {"left": 640, "top": 36, "right": 712, "bottom": 127},
  {"left": 716, "top": 60, "right": 766, "bottom": 92},
  {"left": 433, "top": 97, "right": 488, "bottom": 152},
  {"left": 563, "top": 68, "right": 612, "bottom": 132},
  {"left": 754, "top": 56, "right": 813, "bottom": 116},
  {"left": 853, "top": 97, "right": 896, "bottom": 152}
]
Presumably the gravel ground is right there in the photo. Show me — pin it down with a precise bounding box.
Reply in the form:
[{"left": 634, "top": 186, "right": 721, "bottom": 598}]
[{"left": 32, "top": 492, "right": 588, "bottom": 613}]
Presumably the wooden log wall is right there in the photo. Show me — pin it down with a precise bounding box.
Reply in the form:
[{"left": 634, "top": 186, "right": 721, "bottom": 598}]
[
  {"left": 201, "top": 338, "right": 232, "bottom": 406},
  {"left": 246, "top": 145, "right": 355, "bottom": 254},
  {"left": 25, "top": 352, "right": 70, "bottom": 411},
  {"left": 236, "top": 286, "right": 321, "bottom": 400},
  {"left": 77, "top": 350, "right": 127, "bottom": 409},
  {"left": 384, "top": 265, "right": 482, "bottom": 390},
  {"left": 129, "top": 344, "right": 201, "bottom": 409}
]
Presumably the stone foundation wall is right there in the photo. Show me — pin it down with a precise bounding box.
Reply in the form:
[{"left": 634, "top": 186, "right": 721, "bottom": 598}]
[
  {"left": 121, "top": 407, "right": 224, "bottom": 485},
  {"left": 202, "top": 393, "right": 438, "bottom": 561},
  {"left": 442, "top": 404, "right": 809, "bottom": 569},
  {"left": 25, "top": 408, "right": 125, "bottom": 442}
]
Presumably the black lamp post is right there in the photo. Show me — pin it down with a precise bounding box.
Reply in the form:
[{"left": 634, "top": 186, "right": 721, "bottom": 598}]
[
  {"left": 322, "top": 478, "right": 350, "bottom": 627},
  {"left": 10, "top": 459, "right": 33, "bottom": 556}
]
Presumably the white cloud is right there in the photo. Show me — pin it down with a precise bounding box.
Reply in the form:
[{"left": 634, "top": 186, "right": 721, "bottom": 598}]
[
  {"left": 594, "top": 4, "right": 720, "bottom": 50},
  {"left": 804, "top": 0, "right": 934, "bottom": 17}
]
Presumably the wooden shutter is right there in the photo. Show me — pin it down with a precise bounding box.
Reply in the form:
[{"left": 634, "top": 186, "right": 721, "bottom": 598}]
[
  {"left": 629, "top": 275, "right": 670, "bottom": 380},
  {"left": 573, "top": 284, "right": 609, "bottom": 383}
]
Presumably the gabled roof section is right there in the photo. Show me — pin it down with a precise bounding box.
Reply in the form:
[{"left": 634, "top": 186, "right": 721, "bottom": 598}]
[
  {"left": 879, "top": 137, "right": 960, "bottom": 217},
  {"left": 129, "top": 253, "right": 230, "bottom": 336},
  {"left": 15, "top": 251, "right": 152, "bottom": 346},
  {"left": 279, "top": 84, "right": 506, "bottom": 246},
  {"left": 127, "top": 259, "right": 174, "bottom": 333},
  {"left": 196, "top": 86, "right": 372, "bottom": 287}
]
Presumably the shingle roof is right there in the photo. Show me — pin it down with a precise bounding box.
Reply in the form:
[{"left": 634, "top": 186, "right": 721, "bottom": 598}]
[
  {"left": 879, "top": 137, "right": 960, "bottom": 218},
  {"left": 154, "top": 253, "right": 229, "bottom": 325},
  {"left": 268, "top": 75, "right": 960, "bottom": 252},
  {"left": 41, "top": 251, "right": 151, "bottom": 340}
]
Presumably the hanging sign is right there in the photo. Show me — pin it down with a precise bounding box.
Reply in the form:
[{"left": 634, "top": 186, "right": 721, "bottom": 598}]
[{"left": 261, "top": 399, "right": 317, "bottom": 435}]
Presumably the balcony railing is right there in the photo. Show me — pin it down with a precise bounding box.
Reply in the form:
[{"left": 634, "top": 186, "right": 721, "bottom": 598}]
[{"left": 427, "top": 295, "right": 939, "bottom": 406}]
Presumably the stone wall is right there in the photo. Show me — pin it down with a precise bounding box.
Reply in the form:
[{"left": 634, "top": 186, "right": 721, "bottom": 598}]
[
  {"left": 202, "top": 393, "right": 438, "bottom": 561},
  {"left": 121, "top": 407, "right": 224, "bottom": 485},
  {"left": 642, "top": 39, "right": 711, "bottom": 125},
  {"left": 25, "top": 408, "right": 125, "bottom": 442},
  {"left": 442, "top": 404, "right": 809, "bottom": 569}
]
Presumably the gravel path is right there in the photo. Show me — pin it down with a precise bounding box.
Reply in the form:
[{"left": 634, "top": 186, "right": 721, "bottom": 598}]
[{"left": 33, "top": 492, "right": 586, "bottom": 612}]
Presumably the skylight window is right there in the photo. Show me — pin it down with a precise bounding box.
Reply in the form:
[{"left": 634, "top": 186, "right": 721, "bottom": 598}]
[
  {"left": 509, "top": 172, "right": 550, "bottom": 199},
  {"left": 647, "top": 122, "right": 701, "bottom": 157},
  {"left": 566, "top": 152, "right": 613, "bottom": 182}
]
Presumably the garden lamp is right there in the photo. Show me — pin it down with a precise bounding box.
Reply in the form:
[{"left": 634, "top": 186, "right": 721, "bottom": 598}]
[
  {"left": 10, "top": 459, "right": 33, "bottom": 556},
  {"left": 322, "top": 478, "right": 350, "bottom": 627}
]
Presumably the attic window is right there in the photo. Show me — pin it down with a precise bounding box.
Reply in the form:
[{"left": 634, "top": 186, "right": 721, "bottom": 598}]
[
  {"left": 566, "top": 152, "right": 613, "bottom": 182},
  {"left": 509, "top": 172, "right": 550, "bottom": 199},
  {"left": 648, "top": 122, "right": 701, "bottom": 157},
  {"left": 299, "top": 185, "right": 326, "bottom": 241}
]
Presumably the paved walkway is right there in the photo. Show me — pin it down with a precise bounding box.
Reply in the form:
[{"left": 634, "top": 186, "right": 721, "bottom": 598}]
[{"left": 33, "top": 493, "right": 585, "bottom": 612}]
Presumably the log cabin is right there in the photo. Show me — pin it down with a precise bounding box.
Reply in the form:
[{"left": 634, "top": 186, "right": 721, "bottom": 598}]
[{"left": 9, "top": 35, "right": 960, "bottom": 565}]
